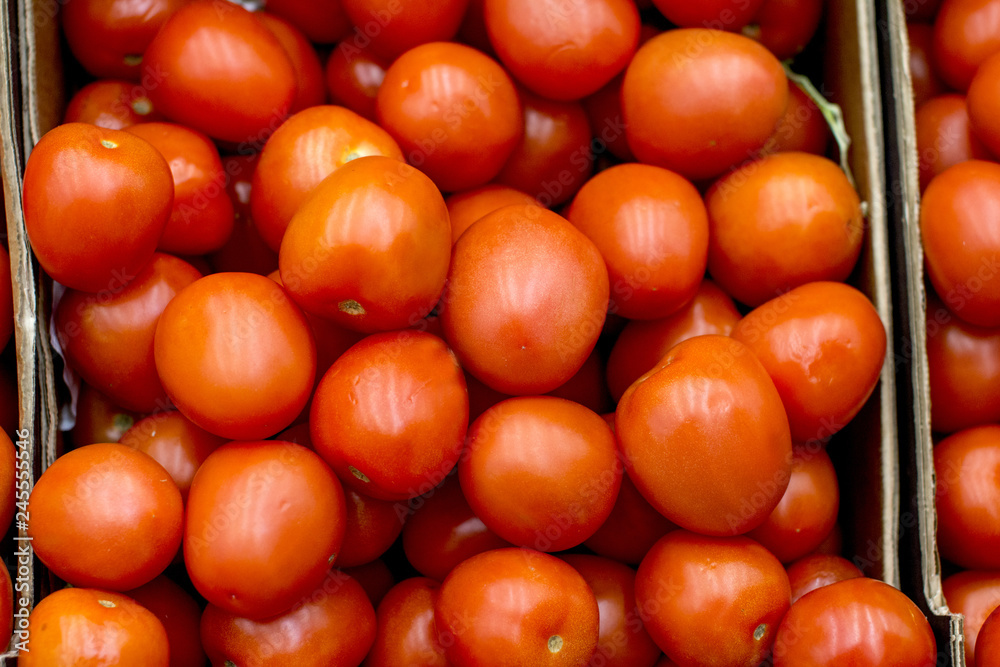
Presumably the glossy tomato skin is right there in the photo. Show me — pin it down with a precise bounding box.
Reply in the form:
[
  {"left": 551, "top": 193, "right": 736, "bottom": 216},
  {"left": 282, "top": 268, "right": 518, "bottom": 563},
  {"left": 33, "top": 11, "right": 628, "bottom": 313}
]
[
  {"left": 344, "top": 560, "right": 396, "bottom": 608},
  {"left": 944, "top": 571, "right": 1000, "bottom": 664},
  {"left": 916, "top": 94, "right": 991, "bottom": 192},
  {"left": 341, "top": 0, "right": 470, "bottom": 61},
  {"left": 584, "top": 472, "right": 677, "bottom": 565},
  {"left": 908, "top": 24, "right": 948, "bottom": 108},
  {"left": 623, "top": 29, "right": 788, "bottom": 181},
  {"left": 484, "top": 0, "right": 640, "bottom": 101},
  {"left": 251, "top": 106, "right": 403, "bottom": 253},
  {"left": 64, "top": 79, "right": 162, "bottom": 129},
  {"left": 706, "top": 153, "right": 864, "bottom": 307},
  {"left": 786, "top": 554, "right": 863, "bottom": 604},
  {"left": 636, "top": 531, "right": 791, "bottom": 667},
  {"left": 933, "top": 0, "right": 1000, "bottom": 91},
  {"left": 126, "top": 575, "right": 207, "bottom": 667},
  {"left": 977, "top": 605, "right": 1000, "bottom": 667},
  {"left": 142, "top": 1, "right": 296, "bottom": 144},
  {"left": 435, "top": 548, "right": 601, "bottom": 666},
  {"left": 201, "top": 570, "right": 376, "bottom": 666},
  {"left": 365, "top": 577, "right": 449, "bottom": 667},
  {"left": 185, "top": 440, "right": 347, "bottom": 619},
  {"left": 22, "top": 122, "right": 173, "bottom": 293},
  {"left": 279, "top": 156, "right": 450, "bottom": 332},
  {"left": 70, "top": 383, "right": 143, "bottom": 448},
  {"left": 28, "top": 443, "right": 183, "bottom": 590},
  {"left": 325, "top": 42, "right": 390, "bottom": 121},
  {"left": 567, "top": 163, "right": 709, "bottom": 320},
  {"left": 256, "top": 12, "right": 327, "bottom": 113},
  {"left": 764, "top": 82, "right": 831, "bottom": 156},
  {"left": 742, "top": 0, "right": 824, "bottom": 60},
  {"left": 445, "top": 184, "right": 537, "bottom": 243},
  {"left": 263, "top": 0, "right": 352, "bottom": 43},
  {"left": 338, "top": 489, "right": 406, "bottom": 567},
  {"left": 376, "top": 42, "right": 522, "bottom": 192},
  {"left": 208, "top": 153, "right": 280, "bottom": 276},
  {"left": 772, "top": 578, "right": 937, "bottom": 666},
  {"left": 921, "top": 160, "right": 1000, "bottom": 327},
  {"left": 967, "top": 51, "right": 1000, "bottom": 157},
  {"left": 616, "top": 335, "right": 792, "bottom": 536},
  {"left": 441, "top": 204, "right": 609, "bottom": 395},
  {"left": 459, "top": 396, "right": 621, "bottom": 552},
  {"left": 310, "top": 330, "right": 468, "bottom": 501},
  {"left": 19, "top": 588, "right": 169, "bottom": 666}
]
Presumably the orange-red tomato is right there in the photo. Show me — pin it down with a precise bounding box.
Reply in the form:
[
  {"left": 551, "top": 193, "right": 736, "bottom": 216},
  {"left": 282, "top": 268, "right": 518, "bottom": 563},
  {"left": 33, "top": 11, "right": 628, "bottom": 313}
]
[
  {"left": 944, "top": 570, "right": 1000, "bottom": 665},
  {"left": 616, "top": 335, "right": 792, "bottom": 536},
  {"left": 908, "top": 23, "right": 948, "bottom": 108},
  {"left": 64, "top": 79, "right": 161, "bottom": 129},
  {"left": 546, "top": 348, "right": 613, "bottom": 414},
  {"left": 365, "top": 577, "right": 450, "bottom": 667},
  {"left": 344, "top": 560, "right": 396, "bottom": 608},
  {"left": 967, "top": 50, "right": 1000, "bottom": 156},
  {"left": 582, "top": 74, "right": 633, "bottom": 162},
  {"left": 338, "top": 489, "right": 406, "bottom": 567},
  {"left": 765, "top": 82, "right": 831, "bottom": 156},
  {"left": 341, "top": 0, "right": 470, "bottom": 60},
  {"left": 652, "top": 0, "right": 765, "bottom": 29},
  {"left": 916, "top": 94, "right": 991, "bottom": 192},
  {"left": 208, "top": 153, "right": 280, "bottom": 276},
  {"left": 786, "top": 553, "right": 863, "bottom": 604},
  {"left": 445, "top": 184, "right": 537, "bottom": 243},
  {"left": 978, "top": 605, "right": 1000, "bottom": 667},
  {"left": 126, "top": 575, "right": 207, "bottom": 667},
  {"left": 742, "top": 0, "right": 824, "bottom": 60},
  {"left": 263, "top": 0, "right": 352, "bottom": 43},
  {"left": 257, "top": 12, "right": 327, "bottom": 113},
  {"left": 933, "top": 0, "right": 1000, "bottom": 91},
  {"left": 324, "top": 42, "right": 390, "bottom": 122},
  {"left": 70, "top": 383, "right": 143, "bottom": 448},
  {"left": 584, "top": 472, "right": 677, "bottom": 566}
]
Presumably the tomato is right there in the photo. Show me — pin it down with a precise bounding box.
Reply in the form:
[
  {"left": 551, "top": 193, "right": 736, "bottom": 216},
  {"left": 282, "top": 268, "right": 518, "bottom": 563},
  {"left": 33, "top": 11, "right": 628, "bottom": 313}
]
[
  {"left": 562, "top": 555, "right": 661, "bottom": 667},
  {"left": 185, "top": 440, "right": 347, "bottom": 618},
  {"left": 731, "top": 282, "right": 886, "bottom": 443},
  {"left": 582, "top": 74, "right": 633, "bottom": 162},
  {"left": 458, "top": 0, "right": 493, "bottom": 53},
  {"left": 547, "top": 349, "right": 613, "bottom": 414},
  {"left": 742, "top": 0, "right": 824, "bottom": 60},
  {"left": 616, "top": 335, "right": 792, "bottom": 536},
  {"left": 344, "top": 559, "right": 396, "bottom": 608},
  {"left": 28, "top": 443, "right": 183, "bottom": 590},
  {"left": 459, "top": 396, "right": 620, "bottom": 552},
  {"left": 435, "top": 548, "right": 600, "bottom": 666},
  {"left": 0, "top": 363, "right": 16, "bottom": 440},
  {"left": 622, "top": 29, "right": 787, "bottom": 181},
  {"left": 906, "top": 0, "right": 944, "bottom": 20},
  {"left": 338, "top": 489, "right": 406, "bottom": 567},
  {"left": 921, "top": 160, "right": 1000, "bottom": 327},
  {"left": 142, "top": 1, "right": 296, "bottom": 145},
  {"left": 126, "top": 575, "right": 206, "bottom": 667},
  {"left": 977, "top": 604, "right": 1000, "bottom": 666},
  {"left": 772, "top": 578, "right": 937, "bottom": 666},
  {"left": 636, "top": 531, "right": 790, "bottom": 666},
  {"left": 786, "top": 553, "right": 863, "bottom": 604},
  {"left": 814, "top": 522, "right": 844, "bottom": 557},
  {"left": 484, "top": 0, "right": 640, "bottom": 101},
  {"left": 908, "top": 23, "right": 948, "bottom": 108},
  {"left": 706, "top": 153, "right": 864, "bottom": 307},
  {"left": 60, "top": 0, "right": 187, "bottom": 80},
  {"left": 201, "top": 570, "right": 376, "bottom": 666},
  {"left": 376, "top": 42, "right": 522, "bottom": 192},
  {"left": 325, "top": 42, "right": 390, "bottom": 122},
  {"left": 19, "top": 588, "right": 169, "bottom": 666},
  {"left": 208, "top": 153, "right": 280, "bottom": 276},
  {"left": 967, "top": 50, "right": 1000, "bottom": 158},
  {"left": 445, "top": 184, "right": 538, "bottom": 243},
  {"left": 251, "top": 106, "right": 403, "bottom": 253},
  {"left": 765, "top": 82, "right": 831, "bottom": 156},
  {"left": 341, "top": 0, "right": 470, "bottom": 61},
  {"left": 945, "top": 571, "right": 1000, "bottom": 664},
  {"left": 441, "top": 204, "right": 609, "bottom": 395},
  {"left": 365, "top": 577, "right": 450, "bottom": 667},
  {"left": 257, "top": 12, "right": 327, "bottom": 113},
  {"left": 64, "top": 79, "right": 161, "bottom": 129},
  {"left": 916, "top": 94, "right": 991, "bottom": 192},
  {"left": 22, "top": 122, "right": 173, "bottom": 293},
  {"left": 70, "top": 383, "right": 143, "bottom": 448},
  {"left": 605, "top": 279, "right": 740, "bottom": 402},
  {"left": 933, "top": 0, "right": 1000, "bottom": 91},
  {"left": 567, "top": 163, "right": 708, "bottom": 320},
  {"left": 263, "top": 0, "right": 352, "bottom": 43},
  {"left": 652, "top": 0, "right": 765, "bottom": 29},
  {"left": 584, "top": 472, "right": 677, "bottom": 566}
]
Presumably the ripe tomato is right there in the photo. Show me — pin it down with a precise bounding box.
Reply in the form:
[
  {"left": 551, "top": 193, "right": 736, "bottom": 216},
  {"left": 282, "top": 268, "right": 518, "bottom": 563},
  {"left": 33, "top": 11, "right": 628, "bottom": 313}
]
[
  {"left": 742, "top": 0, "right": 824, "bottom": 60},
  {"left": 916, "top": 94, "right": 991, "bottom": 192},
  {"left": 126, "top": 575, "right": 207, "bottom": 667},
  {"left": 933, "top": 0, "right": 1000, "bottom": 91},
  {"left": 908, "top": 24, "right": 948, "bottom": 108},
  {"left": 28, "top": 443, "right": 183, "bottom": 590},
  {"left": 583, "top": 74, "right": 633, "bottom": 162},
  {"left": 256, "top": 12, "right": 326, "bottom": 113},
  {"left": 338, "top": 489, "right": 406, "bottom": 567},
  {"left": 772, "top": 578, "right": 937, "bottom": 666},
  {"left": 616, "top": 335, "right": 792, "bottom": 536},
  {"left": 967, "top": 50, "right": 1000, "bottom": 158},
  {"left": 251, "top": 106, "right": 403, "bottom": 253},
  {"left": 442, "top": 204, "right": 609, "bottom": 395},
  {"left": 979, "top": 605, "right": 1000, "bottom": 666},
  {"left": 70, "top": 383, "right": 143, "bottom": 448},
  {"left": 786, "top": 553, "right": 863, "bottom": 604},
  {"left": 906, "top": 0, "right": 944, "bottom": 20},
  {"left": 635, "top": 531, "right": 790, "bottom": 667},
  {"left": 325, "top": 42, "right": 390, "bottom": 122},
  {"left": 445, "top": 184, "right": 537, "bottom": 243},
  {"left": 584, "top": 472, "right": 677, "bottom": 566},
  {"left": 263, "top": 0, "right": 352, "bottom": 43},
  {"left": 567, "top": 163, "right": 709, "bottom": 320},
  {"left": 341, "top": 0, "right": 470, "bottom": 60},
  {"left": 185, "top": 441, "right": 347, "bottom": 619},
  {"left": 546, "top": 349, "right": 613, "bottom": 414},
  {"left": 459, "top": 396, "right": 621, "bottom": 552},
  {"left": 622, "top": 29, "right": 787, "bottom": 181},
  {"left": 765, "top": 82, "right": 831, "bottom": 156},
  {"left": 944, "top": 570, "right": 1000, "bottom": 664},
  {"left": 365, "top": 577, "right": 450, "bottom": 667},
  {"left": 19, "top": 588, "right": 169, "bottom": 666},
  {"left": 706, "top": 153, "right": 864, "bottom": 307},
  {"left": 921, "top": 160, "right": 1000, "bottom": 327},
  {"left": 435, "top": 548, "right": 600, "bottom": 666},
  {"left": 201, "top": 570, "right": 376, "bottom": 666},
  {"left": 344, "top": 559, "right": 396, "bottom": 608},
  {"left": 652, "top": 0, "right": 765, "bottom": 29},
  {"left": 483, "top": 0, "right": 640, "bottom": 101},
  {"left": 208, "top": 153, "right": 280, "bottom": 276},
  {"left": 22, "top": 122, "right": 173, "bottom": 293},
  {"left": 142, "top": 1, "right": 296, "bottom": 144},
  {"left": 376, "top": 42, "right": 522, "bottom": 192},
  {"left": 64, "top": 79, "right": 161, "bottom": 129}
]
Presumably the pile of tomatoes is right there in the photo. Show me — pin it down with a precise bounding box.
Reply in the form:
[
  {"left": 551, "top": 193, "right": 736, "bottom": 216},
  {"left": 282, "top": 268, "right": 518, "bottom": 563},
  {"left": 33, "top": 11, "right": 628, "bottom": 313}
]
[{"left": 5, "top": 0, "right": 947, "bottom": 664}]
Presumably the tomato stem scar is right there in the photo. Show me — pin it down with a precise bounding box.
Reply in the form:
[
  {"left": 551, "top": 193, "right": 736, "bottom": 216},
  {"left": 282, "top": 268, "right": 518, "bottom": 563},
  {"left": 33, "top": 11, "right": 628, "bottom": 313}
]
[
  {"left": 338, "top": 299, "right": 366, "bottom": 316},
  {"left": 547, "top": 635, "right": 563, "bottom": 653},
  {"left": 754, "top": 623, "right": 766, "bottom": 640},
  {"left": 348, "top": 466, "right": 370, "bottom": 483},
  {"left": 123, "top": 54, "right": 143, "bottom": 66},
  {"left": 100, "top": 140, "right": 118, "bottom": 149},
  {"left": 97, "top": 599, "right": 116, "bottom": 608}
]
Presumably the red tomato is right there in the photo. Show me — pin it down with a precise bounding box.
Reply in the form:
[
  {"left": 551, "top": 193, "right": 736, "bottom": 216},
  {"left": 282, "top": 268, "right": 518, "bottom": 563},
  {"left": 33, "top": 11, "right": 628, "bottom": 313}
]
[
  {"left": 636, "top": 531, "right": 790, "bottom": 666},
  {"left": 933, "top": 0, "right": 1000, "bottom": 91},
  {"left": 185, "top": 441, "right": 347, "bottom": 619},
  {"left": 584, "top": 472, "right": 677, "bottom": 566},
  {"left": 343, "top": 559, "right": 396, "bottom": 608},
  {"left": 257, "top": 12, "right": 327, "bottom": 113},
  {"left": 979, "top": 605, "right": 1000, "bottom": 666},
  {"left": 365, "top": 577, "right": 450, "bottom": 667},
  {"left": 945, "top": 570, "right": 1000, "bottom": 664},
  {"left": 201, "top": 570, "right": 376, "bottom": 666},
  {"left": 458, "top": 0, "right": 493, "bottom": 53},
  {"left": 916, "top": 94, "right": 991, "bottom": 192},
  {"left": 19, "top": 588, "right": 169, "bottom": 666},
  {"left": 64, "top": 79, "right": 161, "bottom": 129},
  {"left": 764, "top": 82, "right": 831, "bottom": 156},
  {"left": 376, "top": 42, "right": 522, "bottom": 192},
  {"left": 616, "top": 335, "right": 792, "bottom": 536},
  {"left": 562, "top": 555, "right": 661, "bottom": 667},
  {"left": 921, "top": 160, "right": 1000, "bottom": 327},
  {"left": 263, "top": 0, "right": 352, "bottom": 43},
  {"left": 208, "top": 154, "right": 280, "bottom": 276},
  {"left": 445, "top": 184, "right": 538, "bottom": 243},
  {"left": 652, "top": 0, "right": 765, "bottom": 29},
  {"left": 338, "top": 489, "right": 406, "bottom": 567},
  {"left": 22, "top": 122, "right": 173, "bottom": 293},
  {"left": 142, "top": 1, "right": 296, "bottom": 144},
  {"left": 772, "top": 578, "right": 937, "bottom": 666},
  {"left": 908, "top": 23, "right": 948, "bottom": 108},
  {"left": 311, "top": 330, "right": 468, "bottom": 500},
  {"left": 706, "top": 153, "right": 864, "bottom": 307},
  {"left": 70, "top": 383, "right": 143, "bottom": 448},
  {"left": 435, "top": 548, "right": 600, "bottom": 666},
  {"left": 341, "top": 0, "right": 470, "bottom": 60},
  {"left": 567, "top": 163, "right": 709, "bottom": 320},
  {"left": 126, "top": 575, "right": 206, "bottom": 667},
  {"left": 967, "top": 50, "right": 1000, "bottom": 157},
  {"left": 622, "top": 29, "right": 787, "bottom": 181},
  {"left": 742, "top": 0, "right": 824, "bottom": 59},
  {"left": 441, "top": 204, "right": 609, "bottom": 395},
  {"left": 582, "top": 74, "right": 633, "bottom": 161},
  {"left": 483, "top": 0, "right": 640, "bottom": 101},
  {"left": 28, "top": 443, "right": 183, "bottom": 590},
  {"left": 546, "top": 349, "right": 613, "bottom": 414},
  {"left": 906, "top": 0, "right": 944, "bottom": 20},
  {"left": 325, "top": 42, "right": 390, "bottom": 121},
  {"left": 786, "top": 553, "right": 863, "bottom": 604}
]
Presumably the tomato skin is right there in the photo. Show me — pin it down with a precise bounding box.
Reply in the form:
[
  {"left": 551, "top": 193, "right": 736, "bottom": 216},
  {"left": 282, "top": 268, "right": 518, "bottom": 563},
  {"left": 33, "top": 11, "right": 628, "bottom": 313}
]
[
  {"left": 933, "top": 0, "right": 1000, "bottom": 91},
  {"left": 325, "top": 42, "right": 390, "bottom": 121},
  {"left": 445, "top": 184, "right": 537, "bottom": 243},
  {"left": 742, "top": 0, "right": 824, "bottom": 60},
  {"left": 19, "top": 588, "right": 169, "bottom": 666},
  {"left": 944, "top": 571, "right": 1000, "bottom": 664},
  {"left": 967, "top": 50, "right": 1000, "bottom": 158},
  {"left": 126, "top": 575, "right": 207, "bottom": 667},
  {"left": 635, "top": 531, "right": 790, "bottom": 667},
  {"left": 257, "top": 12, "right": 327, "bottom": 113},
  {"left": 28, "top": 443, "right": 184, "bottom": 591},
  {"left": 623, "top": 29, "right": 788, "bottom": 181},
  {"left": 263, "top": 0, "right": 352, "bottom": 43},
  {"left": 616, "top": 335, "right": 792, "bottom": 536},
  {"left": 916, "top": 94, "right": 991, "bottom": 192},
  {"left": 435, "top": 548, "right": 601, "bottom": 666},
  {"left": 185, "top": 441, "right": 347, "bottom": 619},
  {"left": 201, "top": 570, "right": 376, "bottom": 666},
  {"left": 341, "top": 0, "right": 470, "bottom": 61},
  {"left": 142, "top": 1, "right": 296, "bottom": 144},
  {"left": 365, "top": 577, "right": 450, "bottom": 667},
  {"left": 22, "top": 122, "right": 173, "bottom": 293},
  {"left": 977, "top": 605, "right": 1000, "bottom": 667},
  {"left": 70, "top": 383, "right": 143, "bottom": 448},
  {"left": 652, "top": 0, "right": 765, "bottom": 29},
  {"left": 786, "top": 554, "right": 863, "bottom": 604},
  {"left": 772, "top": 578, "right": 937, "bottom": 667},
  {"left": 584, "top": 472, "right": 677, "bottom": 566},
  {"left": 338, "top": 489, "right": 406, "bottom": 567},
  {"left": 764, "top": 82, "right": 831, "bottom": 156},
  {"left": 64, "top": 79, "right": 162, "bottom": 129},
  {"left": 208, "top": 153, "right": 280, "bottom": 276},
  {"left": 908, "top": 24, "right": 948, "bottom": 108},
  {"left": 344, "top": 560, "right": 396, "bottom": 608}
]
